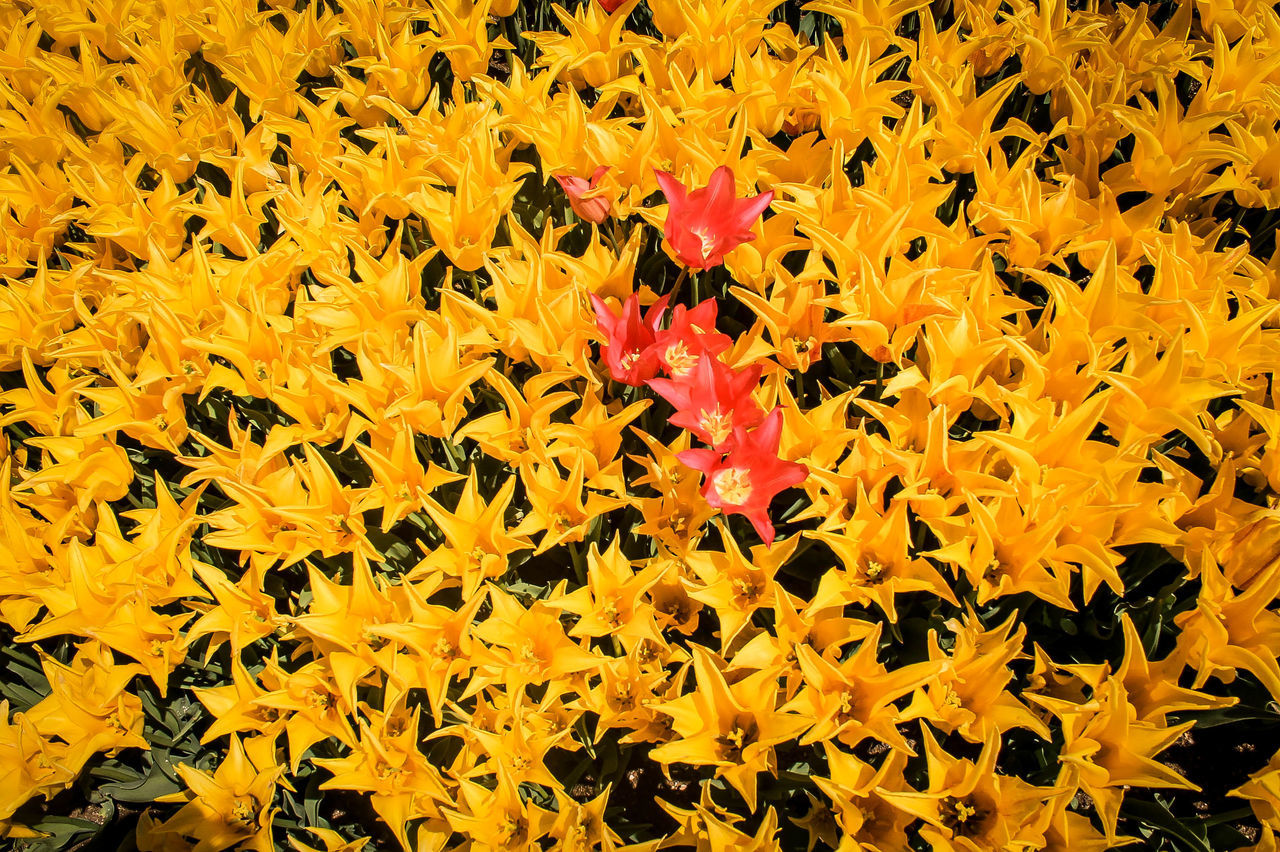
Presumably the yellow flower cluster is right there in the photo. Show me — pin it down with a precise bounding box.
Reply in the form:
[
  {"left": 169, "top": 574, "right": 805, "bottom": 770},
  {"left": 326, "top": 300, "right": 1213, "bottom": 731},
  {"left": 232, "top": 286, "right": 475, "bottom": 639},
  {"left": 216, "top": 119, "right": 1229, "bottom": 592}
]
[{"left": 2, "top": 0, "right": 1280, "bottom": 849}]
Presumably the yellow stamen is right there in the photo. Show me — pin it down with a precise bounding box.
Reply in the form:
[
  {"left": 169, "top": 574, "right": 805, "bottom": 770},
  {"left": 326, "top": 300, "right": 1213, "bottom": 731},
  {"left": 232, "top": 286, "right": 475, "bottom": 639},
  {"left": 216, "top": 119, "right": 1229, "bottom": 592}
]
[
  {"left": 712, "top": 467, "right": 753, "bottom": 505},
  {"left": 664, "top": 340, "right": 699, "bottom": 377},
  {"left": 694, "top": 227, "right": 717, "bottom": 261},
  {"left": 698, "top": 406, "right": 735, "bottom": 446}
]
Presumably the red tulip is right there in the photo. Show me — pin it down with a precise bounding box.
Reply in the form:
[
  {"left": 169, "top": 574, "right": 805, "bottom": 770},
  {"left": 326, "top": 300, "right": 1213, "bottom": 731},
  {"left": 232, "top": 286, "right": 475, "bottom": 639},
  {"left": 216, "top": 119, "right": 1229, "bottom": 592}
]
[
  {"left": 649, "top": 298, "right": 731, "bottom": 379},
  {"left": 653, "top": 165, "right": 774, "bottom": 270},
  {"left": 647, "top": 355, "right": 764, "bottom": 450},
  {"left": 678, "top": 408, "right": 808, "bottom": 547},
  {"left": 598, "top": 0, "right": 629, "bottom": 11},
  {"left": 589, "top": 292, "right": 669, "bottom": 385},
  {"left": 554, "top": 166, "right": 612, "bottom": 224}
]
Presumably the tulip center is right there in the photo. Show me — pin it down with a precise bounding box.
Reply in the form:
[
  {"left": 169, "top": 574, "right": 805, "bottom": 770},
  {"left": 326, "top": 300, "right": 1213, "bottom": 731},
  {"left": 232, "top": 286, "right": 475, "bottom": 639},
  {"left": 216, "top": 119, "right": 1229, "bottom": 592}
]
[
  {"left": 496, "top": 814, "right": 524, "bottom": 844},
  {"left": 940, "top": 796, "right": 985, "bottom": 836},
  {"left": 432, "top": 636, "right": 457, "bottom": 661},
  {"left": 517, "top": 639, "right": 544, "bottom": 675},
  {"left": 731, "top": 575, "right": 762, "bottom": 605},
  {"left": 697, "top": 406, "right": 734, "bottom": 446},
  {"left": 694, "top": 227, "right": 717, "bottom": 262},
  {"left": 715, "top": 715, "right": 758, "bottom": 761},
  {"left": 306, "top": 689, "right": 333, "bottom": 711},
  {"left": 711, "top": 467, "right": 753, "bottom": 505},
  {"left": 601, "top": 596, "right": 623, "bottom": 626},
  {"left": 664, "top": 340, "right": 699, "bottom": 377},
  {"left": 229, "top": 797, "right": 257, "bottom": 826},
  {"left": 859, "top": 559, "right": 887, "bottom": 585},
  {"left": 620, "top": 348, "right": 641, "bottom": 370}
]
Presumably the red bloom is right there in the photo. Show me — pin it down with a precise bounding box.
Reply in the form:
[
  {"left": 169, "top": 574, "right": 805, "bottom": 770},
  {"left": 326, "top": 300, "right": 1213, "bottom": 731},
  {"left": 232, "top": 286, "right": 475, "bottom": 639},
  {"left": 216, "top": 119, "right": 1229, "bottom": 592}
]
[
  {"left": 649, "top": 298, "right": 731, "bottom": 379},
  {"left": 589, "top": 292, "right": 669, "bottom": 385},
  {"left": 598, "top": 0, "right": 629, "bottom": 11},
  {"left": 678, "top": 408, "right": 808, "bottom": 546},
  {"left": 554, "top": 166, "right": 612, "bottom": 224},
  {"left": 647, "top": 355, "right": 764, "bottom": 450},
  {"left": 653, "top": 165, "right": 774, "bottom": 270}
]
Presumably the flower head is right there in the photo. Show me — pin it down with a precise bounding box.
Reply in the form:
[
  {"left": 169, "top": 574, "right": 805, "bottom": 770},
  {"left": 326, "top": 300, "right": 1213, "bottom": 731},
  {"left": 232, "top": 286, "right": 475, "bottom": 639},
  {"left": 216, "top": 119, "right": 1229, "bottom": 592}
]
[
  {"left": 554, "top": 165, "right": 612, "bottom": 224},
  {"left": 648, "top": 355, "right": 764, "bottom": 449},
  {"left": 650, "top": 298, "right": 732, "bottom": 379},
  {"left": 654, "top": 165, "right": 773, "bottom": 269},
  {"left": 589, "top": 292, "right": 670, "bottom": 385},
  {"left": 678, "top": 408, "right": 808, "bottom": 546}
]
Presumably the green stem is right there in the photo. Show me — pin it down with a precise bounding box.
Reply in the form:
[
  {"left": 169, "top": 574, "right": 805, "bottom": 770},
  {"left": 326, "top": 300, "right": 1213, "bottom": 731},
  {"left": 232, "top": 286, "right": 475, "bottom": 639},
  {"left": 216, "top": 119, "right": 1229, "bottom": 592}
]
[
  {"left": 406, "top": 223, "right": 423, "bottom": 257},
  {"left": 668, "top": 266, "right": 690, "bottom": 303},
  {"left": 568, "top": 540, "right": 587, "bottom": 587},
  {"left": 610, "top": 217, "right": 626, "bottom": 252},
  {"left": 602, "top": 222, "right": 622, "bottom": 256}
]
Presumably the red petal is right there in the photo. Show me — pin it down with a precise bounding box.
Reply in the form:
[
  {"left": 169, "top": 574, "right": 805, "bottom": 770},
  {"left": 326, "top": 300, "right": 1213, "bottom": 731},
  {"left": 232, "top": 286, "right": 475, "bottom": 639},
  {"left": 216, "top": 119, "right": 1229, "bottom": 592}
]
[
  {"left": 643, "top": 294, "right": 671, "bottom": 334},
  {"left": 733, "top": 189, "right": 774, "bottom": 230},
  {"left": 676, "top": 448, "right": 721, "bottom": 473},
  {"left": 751, "top": 407, "right": 784, "bottom": 454},
  {"left": 589, "top": 293, "right": 617, "bottom": 335},
  {"left": 654, "top": 169, "right": 688, "bottom": 206},
  {"left": 702, "top": 166, "right": 737, "bottom": 216},
  {"left": 748, "top": 513, "right": 777, "bottom": 547}
]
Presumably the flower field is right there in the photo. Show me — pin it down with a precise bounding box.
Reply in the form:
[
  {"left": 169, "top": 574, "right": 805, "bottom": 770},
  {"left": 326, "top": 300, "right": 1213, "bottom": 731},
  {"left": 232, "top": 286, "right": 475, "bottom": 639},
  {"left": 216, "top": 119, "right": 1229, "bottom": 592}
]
[{"left": 3, "top": 0, "right": 1280, "bottom": 848}]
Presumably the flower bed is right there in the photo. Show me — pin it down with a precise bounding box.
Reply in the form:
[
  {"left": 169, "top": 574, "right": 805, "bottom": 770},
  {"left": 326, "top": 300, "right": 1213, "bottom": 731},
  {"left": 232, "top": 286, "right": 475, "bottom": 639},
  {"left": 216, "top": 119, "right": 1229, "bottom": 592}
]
[{"left": 2, "top": 0, "right": 1280, "bottom": 849}]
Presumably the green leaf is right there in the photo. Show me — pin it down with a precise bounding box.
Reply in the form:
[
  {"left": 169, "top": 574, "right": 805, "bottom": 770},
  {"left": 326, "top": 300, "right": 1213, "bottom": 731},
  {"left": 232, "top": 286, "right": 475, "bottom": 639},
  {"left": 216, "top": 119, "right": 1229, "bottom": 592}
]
[
  {"left": 1120, "top": 797, "right": 1212, "bottom": 852},
  {"left": 99, "top": 756, "right": 184, "bottom": 803},
  {"left": 12, "top": 816, "right": 102, "bottom": 852}
]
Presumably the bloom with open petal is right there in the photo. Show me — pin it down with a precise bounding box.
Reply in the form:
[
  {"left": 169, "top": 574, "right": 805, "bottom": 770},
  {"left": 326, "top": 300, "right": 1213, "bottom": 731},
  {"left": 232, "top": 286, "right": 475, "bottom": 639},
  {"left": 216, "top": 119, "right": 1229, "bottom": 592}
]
[
  {"left": 678, "top": 408, "right": 808, "bottom": 546},
  {"left": 589, "top": 292, "right": 670, "bottom": 385},
  {"left": 648, "top": 355, "right": 764, "bottom": 450},
  {"left": 654, "top": 165, "right": 774, "bottom": 269},
  {"left": 648, "top": 298, "right": 732, "bottom": 379}
]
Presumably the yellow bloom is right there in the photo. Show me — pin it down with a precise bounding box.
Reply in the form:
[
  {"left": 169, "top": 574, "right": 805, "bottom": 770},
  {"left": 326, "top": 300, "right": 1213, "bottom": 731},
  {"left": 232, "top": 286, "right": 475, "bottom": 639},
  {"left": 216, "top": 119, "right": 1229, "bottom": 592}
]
[
  {"left": 526, "top": 0, "right": 648, "bottom": 90},
  {"left": 192, "top": 654, "right": 287, "bottom": 745},
  {"left": 443, "top": 765, "right": 554, "bottom": 851},
  {"left": 473, "top": 587, "right": 601, "bottom": 695},
  {"left": 415, "top": 471, "right": 531, "bottom": 595},
  {"left": 547, "top": 536, "right": 665, "bottom": 647},
  {"left": 649, "top": 0, "right": 782, "bottom": 82},
  {"left": 658, "top": 781, "right": 781, "bottom": 850},
  {"left": 20, "top": 641, "right": 148, "bottom": 775},
  {"left": 650, "top": 645, "right": 806, "bottom": 810},
  {"left": 1231, "top": 749, "right": 1280, "bottom": 828},
  {"left": 1029, "top": 675, "right": 1198, "bottom": 844},
  {"left": 142, "top": 735, "right": 283, "bottom": 852},
  {"left": 412, "top": 153, "right": 520, "bottom": 273},
  {"left": 426, "top": 0, "right": 514, "bottom": 82},
  {"left": 785, "top": 625, "right": 938, "bottom": 754},
  {"left": 810, "top": 745, "right": 917, "bottom": 850},
  {"left": 0, "top": 704, "right": 78, "bottom": 825},
  {"left": 1115, "top": 613, "right": 1237, "bottom": 724},
  {"left": 878, "top": 728, "right": 1066, "bottom": 852},
  {"left": 286, "top": 555, "right": 405, "bottom": 709},
  {"left": 1174, "top": 555, "right": 1280, "bottom": 702},
  {"left": 807, "top": 493, "right": 958, "bottom": 623},
  {"left": 316, "top": 701, "right": 449, "bottom": 851},
  {"left": 684, "top": 532, "right": 798, "bottom": 649},
  {"left": 255, "top": 655, "right": 356, "bottom": 772},
  {"left": 368, "top": 582, "right": 491, "bottom": 725},
  {"left": 905, "top": 611, "right": 1051, "bottom": 743},
  {"left": 511, "top": 454, "right": 624, "bottom": 554}
]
